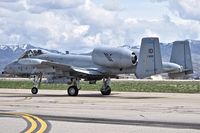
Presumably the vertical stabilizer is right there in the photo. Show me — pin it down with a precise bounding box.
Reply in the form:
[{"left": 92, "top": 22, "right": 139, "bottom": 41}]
[
  {"left": 169, "top": 40, "right": 193, "bottom": 78},
  {"left": 135, "top": 37, "right": 163, "bottom": 79}
]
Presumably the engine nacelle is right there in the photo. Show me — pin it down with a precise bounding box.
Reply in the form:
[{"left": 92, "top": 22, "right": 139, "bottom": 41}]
[{"left": 92, "top": 47, "right": 137, "bottom": 68}]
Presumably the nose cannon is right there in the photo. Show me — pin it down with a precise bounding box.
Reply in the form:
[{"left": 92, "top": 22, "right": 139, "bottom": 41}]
[{"left": 2, "top": 66, "right": 8, "bottom": 74}]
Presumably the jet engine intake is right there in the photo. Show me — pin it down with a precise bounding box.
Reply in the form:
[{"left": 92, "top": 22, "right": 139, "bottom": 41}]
[{"left": 131, "top": 52, "right": 137, "bottom": 65}]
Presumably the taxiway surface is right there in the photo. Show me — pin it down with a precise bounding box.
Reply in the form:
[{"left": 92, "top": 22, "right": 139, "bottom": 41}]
[{"left": 0, "top": 89, "right": 200, "bottom": 133}]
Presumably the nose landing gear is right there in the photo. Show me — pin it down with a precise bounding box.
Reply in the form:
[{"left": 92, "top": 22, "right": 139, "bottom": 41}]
[{"left": 31, "top": 73, "right": 42, "bottom": 94}]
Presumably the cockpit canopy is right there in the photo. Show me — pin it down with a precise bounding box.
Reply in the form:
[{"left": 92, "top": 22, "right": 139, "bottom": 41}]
[{"left": 19, "top": 49, "right": 46, "bottom": 59}]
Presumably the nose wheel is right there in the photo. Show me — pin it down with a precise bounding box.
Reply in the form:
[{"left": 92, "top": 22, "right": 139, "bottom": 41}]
[{"left": 31, "top": 87, "right": 38, "bottom": 94}]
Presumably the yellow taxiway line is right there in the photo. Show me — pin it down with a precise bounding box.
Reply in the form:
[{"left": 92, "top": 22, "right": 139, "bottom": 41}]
[
  {"left": 23, "top": 113, "right": 48, "bottom": 133},
  {"left": 22, "top": 114, "right": 37, "bottom": 133},
  {"left": 1, "top": 112, "right": 48, "bottom": 133}
]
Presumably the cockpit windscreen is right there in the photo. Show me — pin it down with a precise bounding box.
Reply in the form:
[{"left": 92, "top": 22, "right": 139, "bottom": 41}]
[{"left": 19, "top": 49, "right": 45, "bottom": 59}]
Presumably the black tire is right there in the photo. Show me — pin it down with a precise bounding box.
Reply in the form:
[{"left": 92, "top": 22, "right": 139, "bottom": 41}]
[
  {"left": 101, "top": 86, "right": 111, "bottom": 95},
  {"left": 68, "top": 86, "right": 79, "bottom": 96},
  {"left": 31, "top": 87, "right": 38, "bottom": 94}
]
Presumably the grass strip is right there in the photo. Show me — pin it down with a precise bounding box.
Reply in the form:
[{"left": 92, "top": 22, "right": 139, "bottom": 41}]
[{"left": 0, "top": 80, "right": 200, "bottom": 93}]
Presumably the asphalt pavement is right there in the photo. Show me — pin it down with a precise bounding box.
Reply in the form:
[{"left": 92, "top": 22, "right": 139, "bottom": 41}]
[{"left": 0, "top": 89, "right": 200, "bottom": 133}]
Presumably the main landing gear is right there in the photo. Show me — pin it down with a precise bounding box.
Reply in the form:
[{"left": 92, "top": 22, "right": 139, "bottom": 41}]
[
  {"left": 100, "top": 77, "right": 111, "bottom": 95},
  {"left": 31, "top": 74, "right": 42, "bottom": 94},
  {"left": 67, "top": 78, "right": 80, "bottom": 96},
  {"left": 67, "top": 77, "right": 112, "bottom": 96}
]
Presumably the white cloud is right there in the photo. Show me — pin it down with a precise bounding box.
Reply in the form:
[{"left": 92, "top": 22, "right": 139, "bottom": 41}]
[
  {"left": 168, "top": 0, "right": 200, "bottom": 21},
  {"left": 0, "top": 0, "right": 26, "bottom": 11},
  {"left": 27, "top": 0, "right": 84, "bottom": 13},
  {"left": 75, "top": 0, "right": 121, "bottom": 29},
  {"left": 154, "top": 0, "right": 200, "bottom": 21},
  {"left": 0, "top": 0, "right": 200, "bottom": 53},
  {"left": 99, "top": 0, "right": 122, "bottom": 11},
  {"left": 0, "top": 0, "right": 20, "bottom": 2},
  {"left": 152, "top": 0, "right": 200, "bottom": 40}
]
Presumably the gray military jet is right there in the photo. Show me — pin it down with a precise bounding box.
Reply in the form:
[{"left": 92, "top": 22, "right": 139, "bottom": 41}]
[{"left": 2, "top": 37, "right": 193, "bottom": 96}]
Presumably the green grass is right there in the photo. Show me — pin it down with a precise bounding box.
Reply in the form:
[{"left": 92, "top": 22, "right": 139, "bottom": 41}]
[{"left": 0, "top": 80, "right": 200, "bottom": 93}]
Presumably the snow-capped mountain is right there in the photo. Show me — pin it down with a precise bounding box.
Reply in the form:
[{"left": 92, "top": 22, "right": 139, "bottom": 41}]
[
  {"left": 0, "top": 44, "right": 62, "bottom": 71},
  {"left": 0, "top": 44, "right": 34, "bottom": 51}
]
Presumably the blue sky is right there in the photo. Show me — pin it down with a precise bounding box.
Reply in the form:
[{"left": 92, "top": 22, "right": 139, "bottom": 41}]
[{"left": 0, "top": 0, "right": 199, "bottom": 52}]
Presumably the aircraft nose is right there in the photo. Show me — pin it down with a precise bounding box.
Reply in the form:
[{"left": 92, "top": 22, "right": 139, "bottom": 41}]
[
  {"left": 2, "top": 67, "right": 7, "bottom": 74},
  {"left": 3, "top": 65, "right": 10, "bottom": 74},
  {"left": 2, "top": 71, "right": 5, "bottom": 74}
]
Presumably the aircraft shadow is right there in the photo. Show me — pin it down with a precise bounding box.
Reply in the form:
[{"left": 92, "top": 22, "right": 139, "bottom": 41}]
[{"left": 0, "top": 92, "right": 165, "bottom": 99}]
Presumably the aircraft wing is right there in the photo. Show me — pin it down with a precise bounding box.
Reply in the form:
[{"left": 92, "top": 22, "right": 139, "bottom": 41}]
[
  {"left": 72, "top": 67, "right": 103, "bottom": 75},
  {"left": 18, "top": 58, "right": 103, "bottom": 75}
]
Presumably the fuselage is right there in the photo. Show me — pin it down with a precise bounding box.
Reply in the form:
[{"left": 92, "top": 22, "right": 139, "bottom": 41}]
[{"left": 3, "top": 51, "right": 182, "bottom": 77}]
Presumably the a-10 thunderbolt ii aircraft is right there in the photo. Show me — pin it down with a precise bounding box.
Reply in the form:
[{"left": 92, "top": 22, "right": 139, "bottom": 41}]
[{"left": 2, "top": 37, "right": 193, "bottom": 96}]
